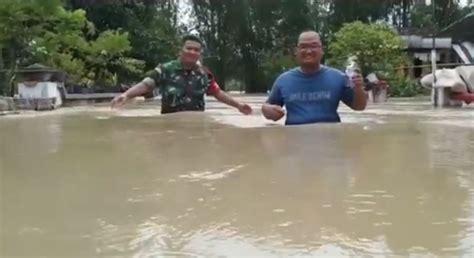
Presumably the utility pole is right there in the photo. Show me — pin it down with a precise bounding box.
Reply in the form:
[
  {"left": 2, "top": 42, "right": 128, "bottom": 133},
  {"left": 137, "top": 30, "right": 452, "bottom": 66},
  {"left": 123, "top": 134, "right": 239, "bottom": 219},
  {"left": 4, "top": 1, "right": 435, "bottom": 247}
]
[{"left": 427, "top": 0, "right": 439, "bottom": 107}]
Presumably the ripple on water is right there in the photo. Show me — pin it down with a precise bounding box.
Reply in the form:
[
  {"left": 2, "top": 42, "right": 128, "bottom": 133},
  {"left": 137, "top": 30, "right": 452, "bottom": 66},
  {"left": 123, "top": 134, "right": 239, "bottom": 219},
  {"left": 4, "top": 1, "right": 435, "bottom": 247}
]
[{"left": 178, "top": 164, "right": 246, "bottom": 182}]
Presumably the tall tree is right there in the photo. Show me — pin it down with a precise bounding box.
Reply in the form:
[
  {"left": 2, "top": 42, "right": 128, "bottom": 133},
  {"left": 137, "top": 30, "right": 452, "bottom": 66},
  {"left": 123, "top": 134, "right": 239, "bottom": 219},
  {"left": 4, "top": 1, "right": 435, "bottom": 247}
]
[
  {"left": 0, "top": 0, "right": 143, "bottom": 95},
  {"left": 328, "top": 0, "right": 391, "bottom": 33},
  {"left": 191, "top": 0, "right": 314, "bottom": 92},
  {"left": 66, "top": 0, "right": 181, "bottom": 71}
]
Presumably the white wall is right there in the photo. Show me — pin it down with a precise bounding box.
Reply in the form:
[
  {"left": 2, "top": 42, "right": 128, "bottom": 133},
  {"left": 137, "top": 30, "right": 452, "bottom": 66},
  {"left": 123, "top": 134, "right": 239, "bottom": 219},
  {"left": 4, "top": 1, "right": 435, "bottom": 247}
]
[{"left": 18, "top": 82, "right": 63, "bottom": 107}]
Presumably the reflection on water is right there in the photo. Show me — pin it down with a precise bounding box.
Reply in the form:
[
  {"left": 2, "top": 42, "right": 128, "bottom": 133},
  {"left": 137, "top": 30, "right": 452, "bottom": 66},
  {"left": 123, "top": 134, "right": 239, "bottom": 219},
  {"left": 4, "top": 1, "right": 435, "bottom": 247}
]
[{"left": 1, "top": 97, "right": 474, "bottom": 257}]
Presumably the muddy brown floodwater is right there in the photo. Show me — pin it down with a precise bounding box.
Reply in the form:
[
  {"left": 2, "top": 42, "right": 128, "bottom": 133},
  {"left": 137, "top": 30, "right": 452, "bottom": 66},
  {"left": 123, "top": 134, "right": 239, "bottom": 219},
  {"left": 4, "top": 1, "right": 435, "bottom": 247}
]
[{"left": 1, "top": 96, "right": 474, "bottom": 257}]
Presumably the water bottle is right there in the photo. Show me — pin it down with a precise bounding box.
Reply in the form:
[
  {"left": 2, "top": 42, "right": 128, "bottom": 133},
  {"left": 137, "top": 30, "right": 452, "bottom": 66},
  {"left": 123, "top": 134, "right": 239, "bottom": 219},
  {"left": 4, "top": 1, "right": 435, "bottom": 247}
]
[{"left": 345, "top": 56, "right": 360, "bottom": 88}]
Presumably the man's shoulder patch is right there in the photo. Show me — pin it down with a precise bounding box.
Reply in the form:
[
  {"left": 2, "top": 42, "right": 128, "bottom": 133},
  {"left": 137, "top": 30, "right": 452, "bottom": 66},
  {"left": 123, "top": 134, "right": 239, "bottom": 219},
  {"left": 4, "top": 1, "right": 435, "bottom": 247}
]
[{"left": 162, "top": 60, "right": 181, "bottom": 71}]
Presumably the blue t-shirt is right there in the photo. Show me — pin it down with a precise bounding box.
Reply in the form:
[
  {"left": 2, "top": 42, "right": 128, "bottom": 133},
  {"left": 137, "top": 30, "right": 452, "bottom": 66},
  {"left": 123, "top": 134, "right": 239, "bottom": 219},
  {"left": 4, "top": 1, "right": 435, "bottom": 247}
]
[{"left": 266, "top": 66, "right": 354, "bottom": 125}]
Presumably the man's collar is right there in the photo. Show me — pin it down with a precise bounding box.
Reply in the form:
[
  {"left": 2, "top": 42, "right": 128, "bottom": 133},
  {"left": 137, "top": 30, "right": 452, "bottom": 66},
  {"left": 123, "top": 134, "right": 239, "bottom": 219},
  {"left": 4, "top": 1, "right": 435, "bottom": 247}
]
[{"left": 174, "top": 59, "right": 203, "bottom": 71}]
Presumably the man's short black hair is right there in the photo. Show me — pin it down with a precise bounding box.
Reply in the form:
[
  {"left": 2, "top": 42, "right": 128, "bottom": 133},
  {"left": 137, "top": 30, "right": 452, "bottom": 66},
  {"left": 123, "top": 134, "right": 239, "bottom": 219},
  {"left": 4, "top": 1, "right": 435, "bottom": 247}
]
[{"left": 182, "top": 35, "right": 203, "bottom": 46}]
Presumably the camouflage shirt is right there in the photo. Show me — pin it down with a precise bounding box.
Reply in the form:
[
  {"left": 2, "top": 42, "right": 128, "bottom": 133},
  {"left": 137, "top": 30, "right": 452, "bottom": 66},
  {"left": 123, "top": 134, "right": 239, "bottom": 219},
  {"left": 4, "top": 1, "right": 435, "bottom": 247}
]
[{"left": 142, "top": 59, "right": 220, "bottom": 114}]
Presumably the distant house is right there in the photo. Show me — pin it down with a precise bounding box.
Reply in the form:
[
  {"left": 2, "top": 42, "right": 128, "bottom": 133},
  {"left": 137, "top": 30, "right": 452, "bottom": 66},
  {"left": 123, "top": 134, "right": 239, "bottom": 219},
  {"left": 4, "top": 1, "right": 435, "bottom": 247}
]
[
  {"left": 400, "top": 34, "right": 455, "bottom": 78},
  {"left": 439, "top": 12, "right": 474, "bottom": 64},
  {"left": 400, "top": 12, "right": 474, "bottom": 79}
]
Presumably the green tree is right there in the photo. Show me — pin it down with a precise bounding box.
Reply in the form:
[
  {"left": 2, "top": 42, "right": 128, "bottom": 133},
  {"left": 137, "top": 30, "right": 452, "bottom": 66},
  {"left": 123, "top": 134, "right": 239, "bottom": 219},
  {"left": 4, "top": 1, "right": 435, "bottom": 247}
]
[
  {"left": 0, "top": 0, "right": 144, "bottom": 94},
  {"left": 327, "top": 21, "right": 404, "bottom": 75},
  {"left": 67, "top": 0, "right": 180, "bottom": 71},
  {"left": 82, "top": 31, "right": 145, "bottom": 86},
  {"left": 327, "top": 21, "right": 431, "bottom": 97},
  {"left": 27, "top": 7, "right": 92, "bottom": 83},
  {"left": 328, "top": 0, "right": 393, "bottom": 32},
  {"left": 409, "top": 0, "right": 470, "bottom": 31},
  {"left": 0, "top": 0, "right": 66, "bottom": 95},
  {"left": 191, "top": 0, "right": 314, "bottom": 92}
]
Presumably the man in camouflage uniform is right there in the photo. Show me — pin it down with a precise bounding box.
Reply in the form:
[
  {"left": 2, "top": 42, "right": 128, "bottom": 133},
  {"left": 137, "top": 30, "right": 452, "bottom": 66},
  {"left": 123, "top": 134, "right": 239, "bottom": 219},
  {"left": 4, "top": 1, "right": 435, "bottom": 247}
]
[{"left": 111, "top": 35, "right": 252, "bottom": 115}]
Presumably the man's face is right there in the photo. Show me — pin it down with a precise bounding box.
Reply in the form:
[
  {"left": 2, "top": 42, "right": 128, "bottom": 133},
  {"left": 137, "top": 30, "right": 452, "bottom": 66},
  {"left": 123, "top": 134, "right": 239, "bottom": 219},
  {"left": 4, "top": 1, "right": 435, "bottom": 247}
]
[
  {"left": 295, "top": 32, "right": 323, "bottom": 67},
  {"left": 180, "top": 40, "right": 202, "bottom": 65}
]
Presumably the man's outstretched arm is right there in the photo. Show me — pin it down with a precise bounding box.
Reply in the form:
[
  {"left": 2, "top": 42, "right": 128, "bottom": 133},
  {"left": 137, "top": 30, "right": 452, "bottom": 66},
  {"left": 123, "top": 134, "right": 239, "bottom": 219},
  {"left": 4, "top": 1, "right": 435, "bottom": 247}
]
[
  {"left": 213, "top": 90, "right": 252, "bottom": 115},
  {"left": 111, "top": 66, "right": 160, "bottom": 108},
  {"left": 111, "top": 80, "right": 154, "bottom": 108},
  {"left": 205, "top": 71, "right": 252, "bottom": 115}
]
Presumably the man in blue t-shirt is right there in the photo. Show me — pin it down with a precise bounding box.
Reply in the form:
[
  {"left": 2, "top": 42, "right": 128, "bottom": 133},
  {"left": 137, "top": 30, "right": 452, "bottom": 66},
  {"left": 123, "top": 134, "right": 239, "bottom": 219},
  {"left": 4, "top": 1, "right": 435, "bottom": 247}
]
[{"left": 262, "top": 31, "right": 367, "bottom": 125}]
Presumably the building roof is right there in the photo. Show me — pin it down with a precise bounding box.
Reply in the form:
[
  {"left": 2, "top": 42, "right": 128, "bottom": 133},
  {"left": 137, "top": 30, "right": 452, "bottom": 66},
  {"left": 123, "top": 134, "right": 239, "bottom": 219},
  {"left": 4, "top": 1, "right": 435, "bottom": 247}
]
[
  {"left": 16, "top": 63, "right": 60, "bottom": 73},
  {"left": 400, "top": 35, "right": 452, "bottom": 49}
]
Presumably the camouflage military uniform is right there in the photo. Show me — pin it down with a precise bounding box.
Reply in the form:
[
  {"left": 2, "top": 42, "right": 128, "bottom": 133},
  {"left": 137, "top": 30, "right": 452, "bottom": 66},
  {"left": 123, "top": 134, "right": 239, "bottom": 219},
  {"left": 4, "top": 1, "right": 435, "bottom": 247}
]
[{"left": 142, "top": 59, "right": 220, "bottom": 114}]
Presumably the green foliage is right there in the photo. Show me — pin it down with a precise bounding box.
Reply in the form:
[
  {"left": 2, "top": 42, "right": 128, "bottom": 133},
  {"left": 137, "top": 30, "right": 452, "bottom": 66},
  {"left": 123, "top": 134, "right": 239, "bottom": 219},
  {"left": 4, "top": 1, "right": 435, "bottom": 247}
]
[
  {"left": 192, "top": 0, "right": 314, "bottom": 92},
  {"left": 329, "top": 0, "right": 393, "bottom": 30},
  {"left": 2, "top": 0, "right": 472, "bottom": 95},
  {"left": 70, "top": 1, "right": 180, "bottom": 71},
  {"left": 327, "top": 21, "right": 405, "bottom": 76},
  {"left": 261, "top": 51, "right": 297, "bottom": 90},
  {"left": 388, "top": 76, "right": 424, "bottom": 98},
  {"left": 0, "top": 0, "right": 146, "bottom": 89},
  {"left": 0, "top": 0, "right": 68, "bottom": 94},
  {"left": 89, "top": 31, "right": 130, "bottom": 55},
  {"left": 25, "top": 7, "right": 90, "bottom": 82},
  {"left": 83, "top": 31, "right": 144, "bottom": 86},
  {"left": 410, "top": 4, "right": 436, "bottom": 29},
  {"left": 0, "top": 0, "right": 63, "bottom": 46},
  {"left": 326, "top": 20, "right": 429, "bottom": 97}
]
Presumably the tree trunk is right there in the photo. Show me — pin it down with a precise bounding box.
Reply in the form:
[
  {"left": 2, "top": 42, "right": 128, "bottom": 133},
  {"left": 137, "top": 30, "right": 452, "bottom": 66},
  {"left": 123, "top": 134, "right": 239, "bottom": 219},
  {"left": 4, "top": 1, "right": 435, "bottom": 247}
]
[
  {"left": 6, "top": 48, "right": 17, "bottom": 97},
  {"left": 0, "top": 48, "right": 5, "bottom": 95}
]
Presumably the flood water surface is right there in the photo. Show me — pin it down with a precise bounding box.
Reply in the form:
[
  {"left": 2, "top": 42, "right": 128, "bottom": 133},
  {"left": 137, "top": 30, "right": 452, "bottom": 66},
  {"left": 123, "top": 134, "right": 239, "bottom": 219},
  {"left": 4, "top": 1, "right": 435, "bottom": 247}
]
[{"left": 1, "top": 96, "right": 474, "bottom": 257}]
